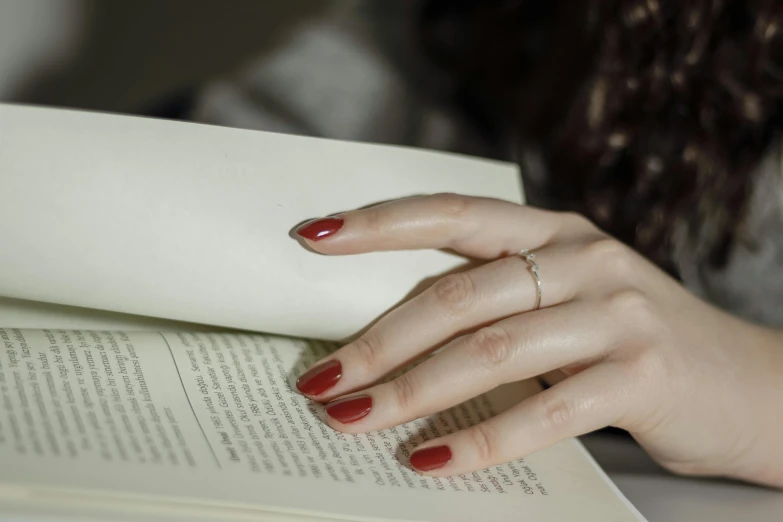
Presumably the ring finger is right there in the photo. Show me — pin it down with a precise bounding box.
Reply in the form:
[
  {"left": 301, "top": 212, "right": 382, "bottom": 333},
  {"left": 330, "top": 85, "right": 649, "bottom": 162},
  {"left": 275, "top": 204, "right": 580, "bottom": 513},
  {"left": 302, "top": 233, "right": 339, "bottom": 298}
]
[{"left": 296, "top": 242, "right": 604, "bottom": 401}]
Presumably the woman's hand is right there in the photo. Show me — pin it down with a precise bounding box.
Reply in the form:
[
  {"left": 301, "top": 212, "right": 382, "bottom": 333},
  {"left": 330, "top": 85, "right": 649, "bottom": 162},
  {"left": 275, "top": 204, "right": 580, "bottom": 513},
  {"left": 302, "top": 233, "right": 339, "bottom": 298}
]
[{"left": 292, "top": 194, "right": 783, "bottom": 488}]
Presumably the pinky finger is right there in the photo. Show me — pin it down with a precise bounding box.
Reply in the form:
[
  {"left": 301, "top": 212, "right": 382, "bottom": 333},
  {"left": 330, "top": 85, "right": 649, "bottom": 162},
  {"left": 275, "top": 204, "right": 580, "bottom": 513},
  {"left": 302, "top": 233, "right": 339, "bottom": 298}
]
[{"left": 408, "top": 364, "right": 633, "bottom": 476}]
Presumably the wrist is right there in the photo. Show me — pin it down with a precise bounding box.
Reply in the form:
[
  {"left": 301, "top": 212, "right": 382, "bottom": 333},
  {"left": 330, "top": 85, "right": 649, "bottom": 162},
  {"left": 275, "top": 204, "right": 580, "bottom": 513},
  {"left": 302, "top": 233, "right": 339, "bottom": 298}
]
[{"left": 734, "top": 327, "right": 783, "bottom": 488}]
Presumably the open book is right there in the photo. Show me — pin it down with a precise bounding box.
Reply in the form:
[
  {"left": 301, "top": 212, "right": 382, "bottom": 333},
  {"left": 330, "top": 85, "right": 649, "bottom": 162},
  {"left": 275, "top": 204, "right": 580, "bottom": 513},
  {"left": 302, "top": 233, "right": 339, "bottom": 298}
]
[{"left": 0, "top": 104, "right": 645, "bottom": 521}]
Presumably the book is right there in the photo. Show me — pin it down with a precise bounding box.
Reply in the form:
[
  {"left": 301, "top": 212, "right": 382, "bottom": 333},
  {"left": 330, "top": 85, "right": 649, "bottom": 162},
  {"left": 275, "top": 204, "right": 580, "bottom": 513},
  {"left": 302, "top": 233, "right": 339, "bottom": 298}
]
[{"left": 0, "top": 104, "right": 645, "bottom": 521}]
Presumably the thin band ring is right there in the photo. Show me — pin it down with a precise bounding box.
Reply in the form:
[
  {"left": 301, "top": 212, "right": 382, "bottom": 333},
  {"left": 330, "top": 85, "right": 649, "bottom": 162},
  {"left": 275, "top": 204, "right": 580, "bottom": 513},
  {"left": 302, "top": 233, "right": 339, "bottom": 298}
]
[{"left": 519, "top": 249, "right": 542, "bottom": 311}]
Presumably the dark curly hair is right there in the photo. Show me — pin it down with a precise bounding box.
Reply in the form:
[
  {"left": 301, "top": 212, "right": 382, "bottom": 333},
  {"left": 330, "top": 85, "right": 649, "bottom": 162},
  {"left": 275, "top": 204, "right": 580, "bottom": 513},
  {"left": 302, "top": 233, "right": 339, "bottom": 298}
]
[{"left": 419, "top": 0, "right": 783, "bottom": 272}]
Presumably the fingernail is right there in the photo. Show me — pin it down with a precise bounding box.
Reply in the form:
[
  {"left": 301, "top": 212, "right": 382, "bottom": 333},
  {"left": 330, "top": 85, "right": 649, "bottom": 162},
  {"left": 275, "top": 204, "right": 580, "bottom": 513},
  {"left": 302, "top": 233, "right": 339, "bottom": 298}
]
[
  {"left": 410, "top": 445, "right": 452, "bottom": 472},
  {"left": 296, "top": 217, "right": 344, "bottom": 241},
  {"left": 296, "top": 360, "right": 342, "bottom": 396},
  {"left": 326, "top": 395, "right": 372, "bottom": 424}
]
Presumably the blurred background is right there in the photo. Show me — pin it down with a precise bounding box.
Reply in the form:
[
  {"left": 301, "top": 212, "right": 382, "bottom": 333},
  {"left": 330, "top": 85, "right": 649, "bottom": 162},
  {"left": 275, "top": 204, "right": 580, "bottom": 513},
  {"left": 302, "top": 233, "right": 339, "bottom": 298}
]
[
  {"left": 0, "top": 1, "right": 503, "bottom": 161},
  {"left": 1, "top": 0, "right": 333, "bottom": 116}
]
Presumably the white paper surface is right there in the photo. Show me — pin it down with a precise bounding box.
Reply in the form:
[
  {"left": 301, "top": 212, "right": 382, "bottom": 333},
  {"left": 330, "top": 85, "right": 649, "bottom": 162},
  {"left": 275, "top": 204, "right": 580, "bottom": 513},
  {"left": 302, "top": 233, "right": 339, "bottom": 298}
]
[
  {"left": 0, "top": 329, "right": 643, "bottom": 522},
  {"left": 0, "top": 104, "right": 522, "bottom": 340},
  {"left": 0, "top": 296, "right": 209, "bottom": 332}
]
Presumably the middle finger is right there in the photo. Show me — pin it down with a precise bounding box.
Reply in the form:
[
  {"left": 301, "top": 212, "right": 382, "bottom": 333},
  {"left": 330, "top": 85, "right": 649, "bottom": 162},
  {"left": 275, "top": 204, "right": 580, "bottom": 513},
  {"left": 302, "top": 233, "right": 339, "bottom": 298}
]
[
  {"left": 296, "top": 242, "right": 604, "bottom": 400},
  {"left": 322, "top": 300, "right": 622, "bottom": 431}
]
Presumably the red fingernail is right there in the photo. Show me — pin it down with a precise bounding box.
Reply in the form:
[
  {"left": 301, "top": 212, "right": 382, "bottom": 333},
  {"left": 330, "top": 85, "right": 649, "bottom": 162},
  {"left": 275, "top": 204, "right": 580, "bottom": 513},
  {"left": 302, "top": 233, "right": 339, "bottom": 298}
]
[
  {"left": 326, "top": 395, "right": 372, "bottom": 424},
  {"left": 410, "top": 445, "right": 452, "bottom": 472},
  {"left": 296, "top": 360, "right": 342, "bottom": 396},
  {"left": 296, "top": 217, "right": 344, "bottom": 241}
]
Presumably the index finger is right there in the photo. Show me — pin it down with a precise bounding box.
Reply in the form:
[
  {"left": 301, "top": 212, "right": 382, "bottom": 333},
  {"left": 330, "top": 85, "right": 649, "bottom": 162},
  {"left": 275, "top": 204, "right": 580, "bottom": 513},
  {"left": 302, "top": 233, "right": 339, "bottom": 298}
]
[{"left": 293, "top": 194, "right": 593, "bottom": 259}]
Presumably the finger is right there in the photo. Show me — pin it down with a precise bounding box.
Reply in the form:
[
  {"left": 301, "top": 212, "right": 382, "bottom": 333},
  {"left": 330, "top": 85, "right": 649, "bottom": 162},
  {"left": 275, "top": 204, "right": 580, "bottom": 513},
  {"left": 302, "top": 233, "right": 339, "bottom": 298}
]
[
  {"left": 296, "top": 242, "right": 602, "bottom": 401},
  {"left": 407, "top": 363, "right": 633, "bottom": 476},
  {"left": 294, "top": 193, "right": 596, "bottom": 259},
  {"left": 321, "top": 301, "right": 623, "bottom": 432}
]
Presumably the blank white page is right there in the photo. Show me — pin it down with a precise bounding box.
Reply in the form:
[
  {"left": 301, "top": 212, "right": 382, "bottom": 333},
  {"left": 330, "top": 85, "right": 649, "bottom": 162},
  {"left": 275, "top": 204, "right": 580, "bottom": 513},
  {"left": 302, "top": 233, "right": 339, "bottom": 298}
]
[{"left": 0, "top": 104, "right": 522, "bottom": 340}]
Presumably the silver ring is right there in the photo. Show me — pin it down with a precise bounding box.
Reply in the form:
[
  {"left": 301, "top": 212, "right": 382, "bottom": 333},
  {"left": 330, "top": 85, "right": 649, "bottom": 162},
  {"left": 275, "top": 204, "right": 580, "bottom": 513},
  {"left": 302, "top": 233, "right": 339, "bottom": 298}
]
[{"left": 519, "top": 249, "right": 542, "bottom": 311}]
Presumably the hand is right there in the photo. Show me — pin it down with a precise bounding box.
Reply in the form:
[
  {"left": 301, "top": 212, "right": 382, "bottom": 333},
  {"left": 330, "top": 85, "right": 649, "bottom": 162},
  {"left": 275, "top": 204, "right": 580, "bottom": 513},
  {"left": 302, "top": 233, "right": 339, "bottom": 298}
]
[{"left": 292, "top": 194, "right": 783, "bottom": 488}]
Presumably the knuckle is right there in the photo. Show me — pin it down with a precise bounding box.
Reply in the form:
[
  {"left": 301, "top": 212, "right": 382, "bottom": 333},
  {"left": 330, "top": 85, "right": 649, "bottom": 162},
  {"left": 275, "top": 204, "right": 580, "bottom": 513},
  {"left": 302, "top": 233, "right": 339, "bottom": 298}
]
[
  {"left": 604, "top": 289, "right": 656, "bottom": 329},
  {"left": 582, "top": 238, "right": 635, "bottom": 279},
  {"left": 431, "top": 273, "right": 477, "bottom": 314},
  {"left": 390, "top": 373, "right": 419, "bottom": 413},
  {"left": 539, "top": 393, "right": 578, "bottom": 431},
  {"left": 430, "top": 193, "right": 471, "bottom": 218},
  {"left": 467, "top": 423, "right": 498, "bottom": 463},
  {"left": 467, "top": 327, "right": 516, "bottom": 370},
  {"left": 582, "top": 236, "right": 628, "bottom": 261},
  {"left": 625, "top": 347, "right": 667, "bottom": 384},
  {"left": 362, "top": 206, "right": 387, "bottom": 234},
  {"left": 560, "top": 210, "right": 595, "bottom": 231},
  {"left": 350, "top": 331, "right": 385, "bottom": 373}
]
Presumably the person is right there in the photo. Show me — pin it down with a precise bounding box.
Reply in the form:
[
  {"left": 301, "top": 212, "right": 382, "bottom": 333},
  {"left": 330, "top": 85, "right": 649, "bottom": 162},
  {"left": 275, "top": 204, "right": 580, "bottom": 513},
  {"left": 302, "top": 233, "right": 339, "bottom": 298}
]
[{"left": 198, "top": 0, "right": 783, "bottom": 489}]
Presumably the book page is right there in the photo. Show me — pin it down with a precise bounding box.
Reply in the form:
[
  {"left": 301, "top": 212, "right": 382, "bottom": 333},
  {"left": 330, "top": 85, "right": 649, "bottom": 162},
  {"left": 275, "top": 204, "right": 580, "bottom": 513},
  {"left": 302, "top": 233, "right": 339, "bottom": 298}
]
[
  {"left": 0, "top": 104, "right": 522, "bottom": 341},
  {"left": 0, "top": 296, "right": 208, "bottom": 332},
  {"left": 0, "top": 328, "right": 643, "bottom": 521}
]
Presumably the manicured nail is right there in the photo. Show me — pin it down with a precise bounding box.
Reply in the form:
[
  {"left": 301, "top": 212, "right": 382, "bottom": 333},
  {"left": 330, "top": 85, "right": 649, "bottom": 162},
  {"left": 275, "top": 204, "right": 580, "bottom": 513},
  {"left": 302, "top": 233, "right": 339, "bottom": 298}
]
[
  {"left": 326, "top": 395, "right": 372, "bottom": 424},
  {"left": 296, "top": 217, "right": 344, "bottom": 241},
  {"left": 410, "top": 445, "right": 452, "bottom": 472},
  {"left": 296, "top": 360, "right": 342, "bottom": 396}
]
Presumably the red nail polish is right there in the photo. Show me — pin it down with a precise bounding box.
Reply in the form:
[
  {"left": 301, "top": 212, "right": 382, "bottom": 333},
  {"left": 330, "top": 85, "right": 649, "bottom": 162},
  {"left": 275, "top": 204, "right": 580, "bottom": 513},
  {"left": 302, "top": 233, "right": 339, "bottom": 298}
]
[
  {"left": 296, "top": 360, "right": 342, "bottom": 396},
  {"left": 296, "top": 217, "right": 344, "bottom": 241},
  {"left": 410, "top": 445, "right": 452, "bottom": 472},
  {"left": 326, "top": 395, "right": 372, "bottom": 424}
]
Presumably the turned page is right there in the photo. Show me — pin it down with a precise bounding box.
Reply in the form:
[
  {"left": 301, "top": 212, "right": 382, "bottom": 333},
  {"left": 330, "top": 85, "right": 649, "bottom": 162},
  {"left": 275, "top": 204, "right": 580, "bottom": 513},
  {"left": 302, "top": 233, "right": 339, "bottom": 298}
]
[
  {"left": 0, "top": 328, "right": 643, "bottom": 521},
  {"left": 0, "top": 104, "right": 522, "bottom": 340}
]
